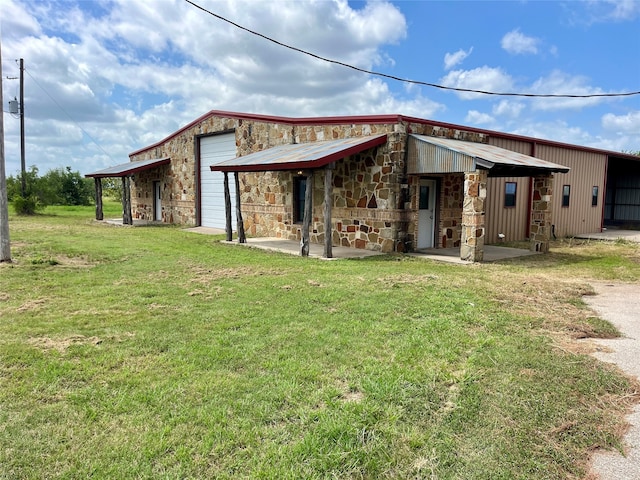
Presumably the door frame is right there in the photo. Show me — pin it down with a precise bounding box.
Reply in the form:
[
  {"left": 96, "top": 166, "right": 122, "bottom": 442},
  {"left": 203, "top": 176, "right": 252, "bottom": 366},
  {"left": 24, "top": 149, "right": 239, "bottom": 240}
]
[
  {"left": 417, "top": 178, "right": 438, "bottom": 249},
  {"left": 153, "top": 181, "right": 162, "bottom": 221}
]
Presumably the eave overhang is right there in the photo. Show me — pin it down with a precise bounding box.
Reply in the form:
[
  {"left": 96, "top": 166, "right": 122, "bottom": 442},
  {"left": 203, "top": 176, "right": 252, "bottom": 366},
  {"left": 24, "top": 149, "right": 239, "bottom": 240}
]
[
  {"left": 210, "top": 134, "right": 387, "bottom": 172},
  {"left": 85, "top": 157, "right": 171, "bottom": 178},
  {"left": 408, "top": 135, "right": 570, "bottom": 177}
]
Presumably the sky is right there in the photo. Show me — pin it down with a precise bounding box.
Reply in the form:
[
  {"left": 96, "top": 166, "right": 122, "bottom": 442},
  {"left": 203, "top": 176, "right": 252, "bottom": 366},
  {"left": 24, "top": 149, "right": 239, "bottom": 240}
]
[{"left": 1, "top": 0, "right": 639, "bottom": 176}]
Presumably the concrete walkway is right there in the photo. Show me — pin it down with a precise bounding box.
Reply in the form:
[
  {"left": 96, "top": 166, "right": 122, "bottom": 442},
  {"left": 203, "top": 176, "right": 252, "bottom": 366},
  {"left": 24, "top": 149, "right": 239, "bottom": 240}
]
[
  {"left": 202, "top": 236, "right": 538, "bottom": 262},
  {"left": 576, "top": 228, "right": 640, "bottom": 243},
  {"left": 586, "top": 283, "right": 640, "bottom": 479}
]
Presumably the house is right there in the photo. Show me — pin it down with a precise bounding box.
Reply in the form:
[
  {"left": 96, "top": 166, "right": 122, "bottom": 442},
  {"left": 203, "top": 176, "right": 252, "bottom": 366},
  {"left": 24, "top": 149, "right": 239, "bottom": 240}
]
[{"left": 86, "top": 110, "right": 640, "bottom": 261}]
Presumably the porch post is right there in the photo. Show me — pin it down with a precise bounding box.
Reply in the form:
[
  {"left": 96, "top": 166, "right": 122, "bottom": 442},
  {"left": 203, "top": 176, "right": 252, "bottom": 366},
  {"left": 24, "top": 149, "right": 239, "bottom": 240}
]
[
  {"left": 530, "top": 174, "right": 554, "bottom": 253},
  {"left": 300, "top": 171, "right": 313, "bottom": 257},
  {"left": 460, "top": 169, "right": 487, "bottom": 262},
  {"left": 323, "top": 163, "right": 334, "bottom": 259},
  {"left": 223, "top": 172, "right": 232, "bottom": 241},
  {"left": 94, "top": 177, "right": 103, "bottom": 221},
  {"left": 121, "top": 176, "right": 133, "bottom": 225},
  {"left": 234, "top": 172, "right": 246, "bottom": 243}
]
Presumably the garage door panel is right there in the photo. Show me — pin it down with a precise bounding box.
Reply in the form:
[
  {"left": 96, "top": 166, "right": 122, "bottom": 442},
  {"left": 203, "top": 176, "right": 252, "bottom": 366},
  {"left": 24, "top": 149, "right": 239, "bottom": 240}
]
[{"left": 200, "top": 134, "right": 237, "bottom": 229}]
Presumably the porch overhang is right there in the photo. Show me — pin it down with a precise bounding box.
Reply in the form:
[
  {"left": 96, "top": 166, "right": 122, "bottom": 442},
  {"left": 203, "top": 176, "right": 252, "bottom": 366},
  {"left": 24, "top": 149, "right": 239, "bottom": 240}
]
[
  {"left": 85, "top": 157, "right": 171, "bottom": 178},
  {"left": 209, "top": 134, "right": 387, "bottom": 172},
  {"left": 407, "top": 135, "right": 570, "bottom": 177}
]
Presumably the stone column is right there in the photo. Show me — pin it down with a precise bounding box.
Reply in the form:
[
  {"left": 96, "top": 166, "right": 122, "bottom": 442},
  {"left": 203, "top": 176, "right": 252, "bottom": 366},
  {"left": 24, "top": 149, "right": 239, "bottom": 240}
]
[
  {"left": 530, "top": 174, "right": 553, "bottom": 253},
  {"left": 460, "top": 169, "right": 487, "bottom": 262}
]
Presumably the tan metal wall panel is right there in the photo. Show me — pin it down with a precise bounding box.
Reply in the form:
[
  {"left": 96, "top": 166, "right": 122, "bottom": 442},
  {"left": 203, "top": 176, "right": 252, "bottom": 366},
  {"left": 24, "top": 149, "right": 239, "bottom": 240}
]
[
  {"left": 485, "top": 138, "right": 608, "bottom": 240},
  {"left": 535, "top": 145, "right": 607, "bottom": 237},
  {"left": 486, "top": 177, "right": 530, "bottom": 243},
  {"left": 485, "top": 138, "right": 532, "bottom": 243}
]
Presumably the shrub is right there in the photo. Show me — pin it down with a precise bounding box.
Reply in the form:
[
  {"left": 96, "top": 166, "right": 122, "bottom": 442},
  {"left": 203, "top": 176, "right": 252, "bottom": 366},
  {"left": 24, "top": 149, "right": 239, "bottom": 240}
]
[{"left": 12, "top": 194, "right": 43, "bottom": 215}]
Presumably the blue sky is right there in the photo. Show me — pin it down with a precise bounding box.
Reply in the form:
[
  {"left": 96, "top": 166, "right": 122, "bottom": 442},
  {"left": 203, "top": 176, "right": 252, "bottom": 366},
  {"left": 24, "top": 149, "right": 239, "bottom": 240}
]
[{"left": 1, "top": 0, "right": 639, "bottom": 176}]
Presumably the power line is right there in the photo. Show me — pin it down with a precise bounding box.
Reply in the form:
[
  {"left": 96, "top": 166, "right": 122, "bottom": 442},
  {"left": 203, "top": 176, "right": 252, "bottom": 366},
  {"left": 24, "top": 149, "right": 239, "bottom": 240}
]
[
  {"left": 184, "top": 0, "right": 640, "bottom": 99},
  {"left": 22, "top": 67, "right": 115, "bottom": 162}
]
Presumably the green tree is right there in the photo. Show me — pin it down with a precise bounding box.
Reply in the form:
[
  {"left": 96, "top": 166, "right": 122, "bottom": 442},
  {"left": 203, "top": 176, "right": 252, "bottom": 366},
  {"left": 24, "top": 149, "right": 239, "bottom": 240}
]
[{"left": 7, "top": 166, "right": 94, "bottom": 214}]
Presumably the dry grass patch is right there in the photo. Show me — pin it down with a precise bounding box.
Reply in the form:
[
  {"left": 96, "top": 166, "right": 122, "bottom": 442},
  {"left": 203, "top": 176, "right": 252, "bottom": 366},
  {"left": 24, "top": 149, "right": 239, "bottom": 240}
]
[{"left": 27, "top": 334, "right": 103, "bottom": 353}]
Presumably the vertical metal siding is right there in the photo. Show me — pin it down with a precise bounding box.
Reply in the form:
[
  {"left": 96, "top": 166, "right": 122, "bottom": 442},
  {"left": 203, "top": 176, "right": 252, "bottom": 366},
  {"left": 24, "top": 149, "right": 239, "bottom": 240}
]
[
  {"left": 485, "top": 138, "right": 607, "bottom": 240},
  {"left": 485, "top": 138, "right": 532, "bottom": 243},
  {"left": 535, "top": 145, "right": 606, "bottom": 237},
  {"left": 407, "top": 136, "right": 474, "bottom": 174}
]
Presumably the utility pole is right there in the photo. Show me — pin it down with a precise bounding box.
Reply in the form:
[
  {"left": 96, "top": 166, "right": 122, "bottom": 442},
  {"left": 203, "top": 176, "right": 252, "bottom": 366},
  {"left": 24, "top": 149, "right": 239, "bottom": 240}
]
[
  {"left": 0, "top": 39, "right": 13, "bottom": 262},
  {"left": 19, "top": 58, "right": 25, "bottom": 197}
]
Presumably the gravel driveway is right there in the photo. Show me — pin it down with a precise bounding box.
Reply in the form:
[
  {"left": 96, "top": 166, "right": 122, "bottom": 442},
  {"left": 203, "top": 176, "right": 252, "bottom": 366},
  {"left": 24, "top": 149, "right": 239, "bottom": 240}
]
[{"left": 585, "top": 282, "right": 640, "bottom": 479}]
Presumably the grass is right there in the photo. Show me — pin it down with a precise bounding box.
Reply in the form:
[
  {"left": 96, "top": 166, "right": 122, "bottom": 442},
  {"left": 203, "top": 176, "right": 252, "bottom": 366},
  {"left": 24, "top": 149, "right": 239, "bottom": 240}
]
[{"left": 1, "top": 202, "right": 639, "bottom": 479}]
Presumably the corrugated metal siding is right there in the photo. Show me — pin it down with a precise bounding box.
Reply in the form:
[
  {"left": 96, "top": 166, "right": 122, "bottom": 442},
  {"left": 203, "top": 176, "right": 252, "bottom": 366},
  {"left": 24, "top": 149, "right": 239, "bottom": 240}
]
[
  {"left": 486, "top": 177, "right": 530, "bottom": 243},
  {"left": 486, "top": 138, "right": 532, "bottom": 243},
  {"left": 485, "top": 138, "right": 608, "bottom": 240},
  {"left": 407, "top": 136, "right": 475, "bottom": 174},
  {"left": 535, "top": 145, "right": 606, "bottom": 237}
]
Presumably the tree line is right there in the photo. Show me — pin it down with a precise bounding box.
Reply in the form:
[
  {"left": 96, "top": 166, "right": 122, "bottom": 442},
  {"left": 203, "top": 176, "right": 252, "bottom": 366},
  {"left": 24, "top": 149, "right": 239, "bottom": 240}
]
[{"left": 6, "top": 166, "right": 121, "bottom": 215}]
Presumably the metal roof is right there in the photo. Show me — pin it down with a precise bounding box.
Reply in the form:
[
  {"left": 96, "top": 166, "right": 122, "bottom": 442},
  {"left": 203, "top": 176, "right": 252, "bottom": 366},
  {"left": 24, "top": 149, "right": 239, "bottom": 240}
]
[
  {"left": 210, "top": 134, "right": 387, "bottom": 172},
  {"left": 85, "top": 157, "right": 171, "bottom": 178},
  {"left": 408, "top": 135, "right": 570, "bottom": 177}
]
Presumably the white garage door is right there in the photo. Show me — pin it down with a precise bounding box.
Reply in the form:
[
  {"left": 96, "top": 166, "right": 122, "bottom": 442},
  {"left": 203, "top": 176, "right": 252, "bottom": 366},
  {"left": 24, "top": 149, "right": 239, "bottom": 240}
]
[{"left": 199, "top": 133, "right": 237, "bottom": 229}]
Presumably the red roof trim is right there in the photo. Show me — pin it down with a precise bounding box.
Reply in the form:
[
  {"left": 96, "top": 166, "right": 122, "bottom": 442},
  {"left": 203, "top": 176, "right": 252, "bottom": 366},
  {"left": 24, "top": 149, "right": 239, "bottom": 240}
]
[
  {"left": 129, "top": 109, "right": 639, "bottom": 161},
  {"left": 211, "top": 135, "right": 388, "bottom": 172}
]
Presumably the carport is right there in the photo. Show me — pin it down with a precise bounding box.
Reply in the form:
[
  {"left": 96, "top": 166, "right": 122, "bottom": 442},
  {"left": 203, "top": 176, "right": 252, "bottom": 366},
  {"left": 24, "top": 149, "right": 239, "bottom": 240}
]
[{"left": 85, "top": 157, "right": 170, "bottom": 225}]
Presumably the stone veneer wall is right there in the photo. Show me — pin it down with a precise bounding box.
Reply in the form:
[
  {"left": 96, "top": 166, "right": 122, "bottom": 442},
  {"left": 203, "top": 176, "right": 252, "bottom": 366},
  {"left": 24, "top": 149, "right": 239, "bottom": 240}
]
[
  {"left": 439, "top": 173, "right": 464, "bottom": 248},
  {"left": 130, "top": 116, "right": 239, "bottom": 226},
  {"left": 129, "top": 113, "right": 486, "bottom": 253},
  {"left": 239, "top": 123, "right": 408, "bottom": 253}
]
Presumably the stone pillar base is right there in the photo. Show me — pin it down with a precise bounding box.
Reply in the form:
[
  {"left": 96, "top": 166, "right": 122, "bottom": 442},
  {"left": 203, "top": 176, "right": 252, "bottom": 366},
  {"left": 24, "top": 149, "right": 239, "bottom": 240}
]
[{"left": 460, "top": 170, "right": 487, "bottom": 262}]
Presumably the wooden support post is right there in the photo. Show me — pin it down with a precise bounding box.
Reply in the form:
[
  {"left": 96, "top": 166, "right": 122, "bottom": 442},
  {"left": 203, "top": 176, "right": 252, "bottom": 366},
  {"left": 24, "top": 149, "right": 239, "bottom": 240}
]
[
  {"left": 300, "top": 171, "right": 313, "bottom": 257},
  {"left": 94, "top": 177, "right": 103, "bottom": 221},
  {"left": 234, "top": 172, "right": 246, "bottom": 243},
  {"left": 121, "top": 176, "right": 133, "bottom": 225},
  {"left": 223, "top": 172, "right": 232, "bottom": 241},
  {"left": 323, "top": 163, "right": 334, "bottom": 259}
]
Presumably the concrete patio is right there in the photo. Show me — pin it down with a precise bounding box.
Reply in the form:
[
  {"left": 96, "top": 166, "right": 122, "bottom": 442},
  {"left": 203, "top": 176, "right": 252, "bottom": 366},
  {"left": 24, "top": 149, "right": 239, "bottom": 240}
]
[{"left": 192, "top": 233, "right": 540, "bottom": 263}]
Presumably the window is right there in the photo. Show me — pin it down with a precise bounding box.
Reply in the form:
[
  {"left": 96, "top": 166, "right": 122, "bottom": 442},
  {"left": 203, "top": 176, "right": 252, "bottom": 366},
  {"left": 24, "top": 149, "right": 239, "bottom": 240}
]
[
  {"left": 419, "top": 184, "right": 430, "bottom": 209},
  {"left": 504, "top": 182, "right": 517, "bottom": 207},
  {"left": 592, "top": 186, "right": 599, "bottom": 207},
  {"left": 562, "top": 185, "right": 571, "bottom": 207},
  {"left": 293, "top": 176, "right": 307, "bottom": 223}
]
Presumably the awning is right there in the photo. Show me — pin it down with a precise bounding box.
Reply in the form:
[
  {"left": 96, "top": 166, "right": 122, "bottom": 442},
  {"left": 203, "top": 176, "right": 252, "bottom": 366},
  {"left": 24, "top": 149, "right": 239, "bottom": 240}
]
[
  {"left": 210, "top": 134, "right": 387, "bottom": 172},
  {"left": 408, "top": 135, "right": 570, "bottom": 177},
  {"left": 85, "top": 157, "right": 171, "bottom": 178}
]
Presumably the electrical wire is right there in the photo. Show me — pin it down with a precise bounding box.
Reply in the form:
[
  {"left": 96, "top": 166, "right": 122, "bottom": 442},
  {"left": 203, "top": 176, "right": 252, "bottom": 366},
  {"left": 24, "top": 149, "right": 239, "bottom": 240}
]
[
  {"left": 184, "top": 0, "right": 640, "bottom": 99},
  {"left": 22, "top": 67, "right": 116, "bottom": 162}
]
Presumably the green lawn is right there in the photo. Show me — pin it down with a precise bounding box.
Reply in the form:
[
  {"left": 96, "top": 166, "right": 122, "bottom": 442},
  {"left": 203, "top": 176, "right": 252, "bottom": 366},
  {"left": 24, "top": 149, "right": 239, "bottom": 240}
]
[{"left": 1, "top": 203, "right": 639, "bottom": 479}]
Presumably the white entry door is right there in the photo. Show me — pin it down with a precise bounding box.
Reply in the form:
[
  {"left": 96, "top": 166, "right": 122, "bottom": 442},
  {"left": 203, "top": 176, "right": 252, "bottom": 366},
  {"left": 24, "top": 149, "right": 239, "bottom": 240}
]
[
  {"left": 417, "top": 179, "right": 436, "bottom": 249},
  {"left": 153, "top": 181, "right": 162, "bottom": 221}
]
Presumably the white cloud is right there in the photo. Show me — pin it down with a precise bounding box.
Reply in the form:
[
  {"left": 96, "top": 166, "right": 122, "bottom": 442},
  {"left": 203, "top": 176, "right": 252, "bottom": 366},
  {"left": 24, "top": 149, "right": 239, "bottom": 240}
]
[
  {"left": 440, "top": 66, "right": 514, "bottom": 100},
  {"left": 529, "top": 70, "right": 608, "bottom": 111},
  {"left": 444, "top": 47, "right": 473, "bottom": 70},
  {"left": 501, "top": 29, "right": 540, "bottom": 55},
  {"left": 465, "top": 110, "right": 495, "bottom": 125},
  {"left": 605, "top": 0, "right": 640, "bottom": 20},
  {"left": 0, "top": 0, "right": 420, "bottom": 175},
  {"left": 602, "top": 111, "right": 640, "bottom": 133},
  {"left": 492, "top": 100, "right": 525, "bottom": 119}
]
